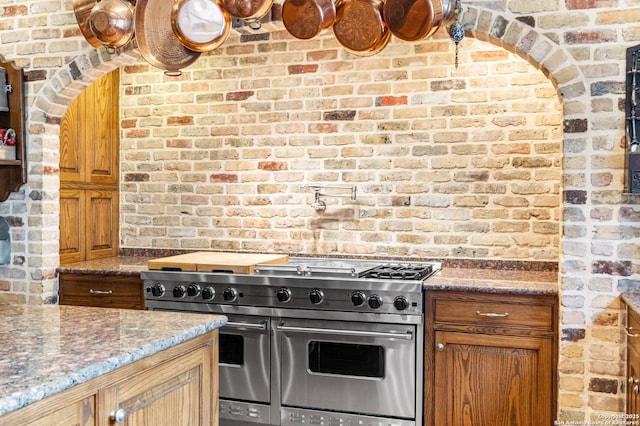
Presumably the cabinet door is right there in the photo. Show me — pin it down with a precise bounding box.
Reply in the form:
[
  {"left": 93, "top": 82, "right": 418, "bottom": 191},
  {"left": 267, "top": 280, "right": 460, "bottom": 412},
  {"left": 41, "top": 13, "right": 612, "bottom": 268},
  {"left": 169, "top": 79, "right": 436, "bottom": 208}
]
[
  {"left": 60, "top": 70, "right": 119, "bottom": 184},
  {"left": 25, "top": 395, "right": 95, "bottom": 426},
  {"left": 101, "top": 341, "right": 217, "bottom": 426},
  {"left": 434, "top": 330, "right": 552, "bottom": 426},
  {"left": 59, "top": 189, "right": 118, "bottom": 264},
  {"left": 60, "top": 188, "right": 84, "bottom": 263},
  {"left": 81, "top": 72, "right": 119, "bottom": 185},
  {"left": 86, "top": 189, "right": 119, "bottom": 260}
]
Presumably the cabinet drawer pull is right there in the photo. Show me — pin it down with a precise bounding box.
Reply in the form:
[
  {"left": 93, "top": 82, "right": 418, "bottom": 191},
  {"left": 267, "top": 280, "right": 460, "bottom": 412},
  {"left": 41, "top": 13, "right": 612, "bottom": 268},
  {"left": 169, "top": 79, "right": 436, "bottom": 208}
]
[
  {"left": 475, "top": 310, "right": 509, "bottom": 318},
  {"left": 89, "top": 289, "right": 113, "bottom": 295},
  {"left": 625, "top": 327, "right": 640, "bottom": 338}
]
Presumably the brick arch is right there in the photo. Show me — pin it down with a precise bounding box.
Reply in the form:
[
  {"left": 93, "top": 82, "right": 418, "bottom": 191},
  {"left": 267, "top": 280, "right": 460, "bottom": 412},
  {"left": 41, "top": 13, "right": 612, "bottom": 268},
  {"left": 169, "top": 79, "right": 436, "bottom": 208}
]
[{"left": 460, "top": 5, "right": 586, "bottom": 100}]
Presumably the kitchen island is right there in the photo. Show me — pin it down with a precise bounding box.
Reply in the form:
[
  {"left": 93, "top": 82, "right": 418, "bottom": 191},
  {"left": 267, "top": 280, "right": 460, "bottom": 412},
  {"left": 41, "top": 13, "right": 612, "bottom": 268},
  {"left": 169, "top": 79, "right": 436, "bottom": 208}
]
[{"left": 0, "top": 303, "right": 226, "bottom": 425}]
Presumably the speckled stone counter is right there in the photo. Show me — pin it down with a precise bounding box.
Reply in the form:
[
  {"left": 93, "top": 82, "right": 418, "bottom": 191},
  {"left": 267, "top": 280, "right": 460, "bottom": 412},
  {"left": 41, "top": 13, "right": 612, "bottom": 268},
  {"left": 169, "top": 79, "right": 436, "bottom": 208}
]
[
  {"left": 59, "top": 255, "right": 560, "bottom": 296},
  {"left": 424, "top": 267, "right": 559, "bottom": 295},
  {"left": 58, "top": 256, "right": 152, "bottom": 276},
  {"left": 622, "top": 293, "right": 640, "bottom": 314},
  {"left": 0, "top": 303, "right": 226, "bottom": 417}
]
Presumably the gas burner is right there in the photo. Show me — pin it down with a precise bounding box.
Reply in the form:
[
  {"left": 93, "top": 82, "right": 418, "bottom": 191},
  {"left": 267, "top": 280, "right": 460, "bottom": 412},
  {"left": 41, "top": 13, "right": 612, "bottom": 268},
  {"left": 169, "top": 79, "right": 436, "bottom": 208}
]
[{"left": 362, "top": 264, "right": 434, "bottom": 280}]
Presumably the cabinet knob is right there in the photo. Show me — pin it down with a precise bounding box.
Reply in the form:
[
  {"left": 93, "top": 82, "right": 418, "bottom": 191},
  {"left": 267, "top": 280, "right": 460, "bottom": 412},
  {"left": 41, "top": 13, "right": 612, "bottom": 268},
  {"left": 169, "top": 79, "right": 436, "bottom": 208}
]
[
  {"left": 630, "top": 376, "right": 636, "bottom": 384},
  {"left": 436, "top": 343, "right": 445, "bottom": 351},
  {"left": 635, "top": 385, "right": 640, "bottom": 395},
  {"left": 110, "top": 408, "right": 126, "bottom": 424}
]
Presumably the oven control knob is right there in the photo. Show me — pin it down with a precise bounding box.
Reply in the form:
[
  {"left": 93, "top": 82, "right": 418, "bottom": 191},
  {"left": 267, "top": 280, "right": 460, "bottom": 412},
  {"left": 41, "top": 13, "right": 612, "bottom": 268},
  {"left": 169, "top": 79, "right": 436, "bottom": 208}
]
[
  {"left": 202, "top": 286, "right": 215, "bottom": 300},
  {"left": 351, "top": 291, "right": 366, "bottom": 307},
  {"left": 223, "top": 288, "right": 238, "bottom": 302},
  {"left": 277, "top": 287, "right": 292, "bottom": 303},
  {"left": 368, "top": 295, "right": 383, "bottom": 309},
  {"left": 150, "top": 283, "right": 165, "bottom": 298},
  {"left": 393, "top": 296, "right": 409, "bottom": 311},
  {"left": 309, "top": 288, "right": 324, "bottom": 305},
  {"left": 173, "top": 285, "right": 186, "bottom": 299},
  {"left": 187, "top": 283, "right": 201, "bottom": 297}
]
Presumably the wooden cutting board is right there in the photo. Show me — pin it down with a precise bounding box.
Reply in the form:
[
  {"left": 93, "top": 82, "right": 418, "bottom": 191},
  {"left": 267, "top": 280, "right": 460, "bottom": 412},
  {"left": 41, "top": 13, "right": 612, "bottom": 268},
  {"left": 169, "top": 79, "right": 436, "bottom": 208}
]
[{"left": 147, "top": 251, "right": 289, "bottom": 274}]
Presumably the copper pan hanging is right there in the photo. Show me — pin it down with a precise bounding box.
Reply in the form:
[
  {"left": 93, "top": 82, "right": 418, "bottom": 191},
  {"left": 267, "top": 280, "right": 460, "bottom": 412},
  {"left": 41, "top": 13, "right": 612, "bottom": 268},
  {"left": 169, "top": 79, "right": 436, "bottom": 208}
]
[
  {"left": 135, "top": 0, "right": 201, "bottom": 75},
  {"left": 383, "top": 0, "right": 456, "bottom": 42},
  {"left": 73, "top": 0, "right": 102, "bottom": 48},
  {"left": 219, "top": 0, "right": 273, "bottom": 19},
  {"left": 332, "top": 0, "right": 391, "bottom": 57},
  {"left": 171, "top": 0, "right": 231, "bottom": 52},
  {"left": 88, "top": 0, "right": 136, "bottom": 49},
  {"left": 282, "top": 0, "right": 336, "bottom": 40}
]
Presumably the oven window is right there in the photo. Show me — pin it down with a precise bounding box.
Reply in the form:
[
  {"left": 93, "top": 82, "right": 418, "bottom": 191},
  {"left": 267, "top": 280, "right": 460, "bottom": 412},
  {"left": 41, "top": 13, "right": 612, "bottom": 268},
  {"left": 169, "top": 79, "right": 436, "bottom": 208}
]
[
  {"left": 219, "top": 333, "right": 244, "bottom": 365},
  {"left": 308, "top": 341, "right": 385, "bottom": 378}
]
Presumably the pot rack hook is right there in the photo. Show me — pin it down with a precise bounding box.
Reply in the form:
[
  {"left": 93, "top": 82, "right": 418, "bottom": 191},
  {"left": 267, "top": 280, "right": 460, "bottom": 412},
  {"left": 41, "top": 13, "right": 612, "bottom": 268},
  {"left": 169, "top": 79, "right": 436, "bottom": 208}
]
[{"left": 449, "top": 0, "right": 464, "bottom": 68}]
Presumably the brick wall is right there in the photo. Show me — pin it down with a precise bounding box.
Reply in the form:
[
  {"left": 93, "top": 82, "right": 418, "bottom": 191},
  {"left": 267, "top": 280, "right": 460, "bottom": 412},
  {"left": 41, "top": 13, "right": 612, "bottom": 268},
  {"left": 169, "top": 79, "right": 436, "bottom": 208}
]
[
  {"left": 119, "top": 30, "right": 563, "bottom": 259},
  {"left": 0, "top": 0, "right": 636, "bottom": 422}
]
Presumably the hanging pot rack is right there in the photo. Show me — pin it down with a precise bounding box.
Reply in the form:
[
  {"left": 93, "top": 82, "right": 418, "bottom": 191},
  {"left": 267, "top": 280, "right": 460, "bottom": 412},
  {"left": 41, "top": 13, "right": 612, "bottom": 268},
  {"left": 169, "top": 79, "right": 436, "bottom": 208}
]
[{"left": 74, "top": 0, "right": 465, "bottom": 74}]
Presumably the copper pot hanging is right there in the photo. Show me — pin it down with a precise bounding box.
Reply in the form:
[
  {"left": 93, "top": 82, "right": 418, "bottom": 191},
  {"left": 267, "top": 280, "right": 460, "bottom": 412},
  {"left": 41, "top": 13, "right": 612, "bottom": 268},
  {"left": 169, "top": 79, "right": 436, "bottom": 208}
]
[
  {"left": 88, "top": 0, "right": 136, "bottom": 49},
  {"left": 383, "top": 0, "right": 456, "bottom": 42},
  {"left": 332, "top": 0, "right": 390, "bottom": 56},
  {"left": 171, "top": 0, "right": 231, "bottom": 52},
  {"left": 219, "top": 0, "right": 273, "bottom": 19},
  {"left": 135, "top": 0, "right": 201, "bottom": 75},
  {"left": 282, "top": 0, "right": 336, "bottom": 40}
]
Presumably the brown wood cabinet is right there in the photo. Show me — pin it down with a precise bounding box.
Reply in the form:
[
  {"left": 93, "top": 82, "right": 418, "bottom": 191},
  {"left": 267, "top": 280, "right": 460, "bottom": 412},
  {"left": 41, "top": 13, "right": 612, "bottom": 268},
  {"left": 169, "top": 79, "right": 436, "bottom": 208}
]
[
  {"left": 627, "top": 306, "right": 640, "bottom": 416},
  {"left": 58, "top": 272, "right": 144, "bottom": 309},
  {"left": 424, "top": 290, "right": 558, "bottom": 426},
  {"left": 59, "top": 70, "right": 120, "bottom": 263},
  {"left": 0, "top": 330, "right": 219, "bottom": 426}
]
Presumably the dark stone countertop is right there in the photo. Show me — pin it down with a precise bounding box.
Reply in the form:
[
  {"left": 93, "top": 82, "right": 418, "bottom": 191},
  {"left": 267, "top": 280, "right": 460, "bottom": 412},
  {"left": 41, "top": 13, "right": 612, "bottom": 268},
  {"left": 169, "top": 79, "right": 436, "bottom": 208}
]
[{"left": 59, "top": 255, "right": 559, "bottom": 296}]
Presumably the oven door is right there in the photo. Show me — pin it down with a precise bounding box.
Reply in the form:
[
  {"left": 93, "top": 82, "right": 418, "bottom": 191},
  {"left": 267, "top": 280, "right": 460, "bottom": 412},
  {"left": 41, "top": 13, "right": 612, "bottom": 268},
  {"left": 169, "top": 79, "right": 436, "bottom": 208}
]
[
  {"left": 220, "top": 314, "right": 271, "bottom": 403},
  {"left": 277, "top": 318, "right": 416, "bottom": 419}
]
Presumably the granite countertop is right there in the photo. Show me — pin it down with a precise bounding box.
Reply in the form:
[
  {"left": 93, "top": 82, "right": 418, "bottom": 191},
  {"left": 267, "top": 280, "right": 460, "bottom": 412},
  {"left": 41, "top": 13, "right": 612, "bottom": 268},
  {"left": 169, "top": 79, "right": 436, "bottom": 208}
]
[
  {"left": 58, "top": 255, "right": 560, "bottom": 295},
  {"left": 0, "top": 303, "right": 227, "bottom": 417},
  {"left": 425, "top": 267, "right": 559, "bottom": 295}
]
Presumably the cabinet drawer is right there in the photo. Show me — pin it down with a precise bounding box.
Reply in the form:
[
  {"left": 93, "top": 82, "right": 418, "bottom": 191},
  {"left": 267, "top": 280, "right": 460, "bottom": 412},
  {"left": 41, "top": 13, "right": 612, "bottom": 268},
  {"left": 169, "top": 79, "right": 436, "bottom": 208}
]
[
  {"left": 433, "top": 294, "right": 554, "bottom": 331},
  {"left": 59, "top": 273, "right": 144, "bottom": 309},
  {"left": 628, "top": 308, "right": 640, "bottom": 355}
]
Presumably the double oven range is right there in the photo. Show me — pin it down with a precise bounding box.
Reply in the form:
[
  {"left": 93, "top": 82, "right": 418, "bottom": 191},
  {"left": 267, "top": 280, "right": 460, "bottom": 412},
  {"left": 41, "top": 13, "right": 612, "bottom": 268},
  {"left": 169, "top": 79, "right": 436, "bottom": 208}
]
[{"left": 142, "top": 257, "right": 441, "bottom": 426}]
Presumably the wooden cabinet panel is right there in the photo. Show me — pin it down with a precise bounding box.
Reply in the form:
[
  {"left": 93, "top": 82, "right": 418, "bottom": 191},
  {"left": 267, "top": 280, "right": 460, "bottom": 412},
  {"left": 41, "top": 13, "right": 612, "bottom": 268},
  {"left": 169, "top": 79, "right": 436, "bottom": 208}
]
[
  {"left": 433, "top": 330, "right": 552, "bottom": 426},
  {"left": 0, "top": 331, "right": 219, "bottom": 426},
  {"left": 81, "top": 73, "right": 118, "bottom": 184},
  {"left": 59, "top": 97, "right": 81, "bottom": 182},
  {"left": 59, "top": 273, "right": 144, "bottom": 309},
  {"left": 87, "top": 190, "right": 119, "bottom": 260},
  {"left": 25, "top": 395, "right": 95, "bottom": 426},
  {"left": 102, "top": 341, "right": 215, "bottom": 425},
  {"left": 59, "top": 189, "right": 118, "bottom": 264},
  {"left": 60, "top": 71, "right": 119, "bottom": 184},
  {"left": 59, "top": 69, "right": 119, "bottom": 262},
  {"left": 425, "top": 290, "right": 558, "bottom": 426},
  {"left": 60, "top": 189, "right": 83, "bottom": 263}
]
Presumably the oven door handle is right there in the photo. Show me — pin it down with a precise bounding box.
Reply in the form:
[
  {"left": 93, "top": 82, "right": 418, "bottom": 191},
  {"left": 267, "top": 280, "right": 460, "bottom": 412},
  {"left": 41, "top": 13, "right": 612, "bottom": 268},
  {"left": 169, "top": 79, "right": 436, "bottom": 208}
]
[
  {"left": 224, "top": 321, "right": 268, "bottom": 331},
  {"left": 276, "top": 324, "right": 413, "bottom": 340}
]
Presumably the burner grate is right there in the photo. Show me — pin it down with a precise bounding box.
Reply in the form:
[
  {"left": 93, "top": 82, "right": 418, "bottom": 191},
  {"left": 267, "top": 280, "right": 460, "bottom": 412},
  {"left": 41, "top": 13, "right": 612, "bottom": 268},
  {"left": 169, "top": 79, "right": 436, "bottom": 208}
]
[{"left": 362, "top": 264, "right": 434, "bottom": 280}]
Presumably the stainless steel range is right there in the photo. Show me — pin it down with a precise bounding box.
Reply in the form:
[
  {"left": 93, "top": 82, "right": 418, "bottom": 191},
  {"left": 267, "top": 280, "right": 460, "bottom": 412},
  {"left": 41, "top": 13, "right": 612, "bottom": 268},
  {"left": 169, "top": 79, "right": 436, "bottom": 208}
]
[{"left": 142, "top": 256, "right": 441, "bottom": 426}]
